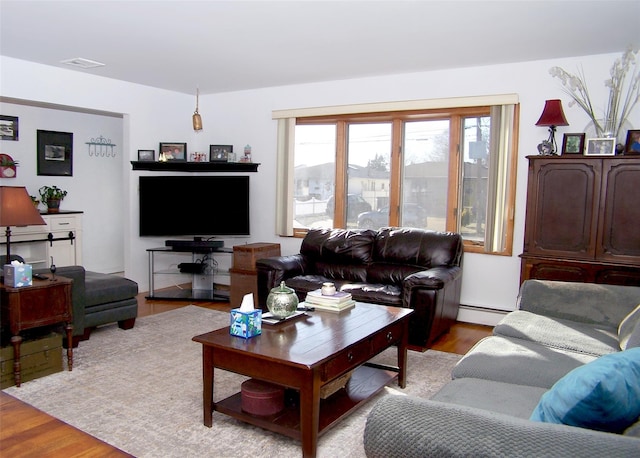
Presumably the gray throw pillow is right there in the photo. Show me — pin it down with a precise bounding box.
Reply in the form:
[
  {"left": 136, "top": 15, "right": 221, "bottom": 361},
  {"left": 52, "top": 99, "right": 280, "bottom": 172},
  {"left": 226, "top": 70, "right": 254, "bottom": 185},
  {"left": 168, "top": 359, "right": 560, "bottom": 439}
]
[{"left": 619, "top": 304, "right": 640, "bottom": 351}]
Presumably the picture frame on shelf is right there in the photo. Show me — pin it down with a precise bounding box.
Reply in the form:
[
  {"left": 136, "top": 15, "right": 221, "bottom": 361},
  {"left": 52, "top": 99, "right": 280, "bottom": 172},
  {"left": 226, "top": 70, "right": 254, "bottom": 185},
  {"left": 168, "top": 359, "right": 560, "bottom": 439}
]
[
  {"left": 138, "top": 149, "right": 155, "bottom": 161},
  {"left": 561, "top": 133, "right": 585, "bottom": 155},
  {"left": 159, "top": 142, "right": 187, "bottom": 161},
  {"left": 209, "top": 145, "right": 232, "bottom": 162},
  {"left": 585, "top": 137, "right": 616, "bottom": 156},
  {"left": 0, "top": 115, "right": 19, "bottom": 141},
  {"left": 624, "top": 130, "right": 640, "bottom": 154},
  {"left": 37, "top": 130, "right": 73, "bottom": 176}
]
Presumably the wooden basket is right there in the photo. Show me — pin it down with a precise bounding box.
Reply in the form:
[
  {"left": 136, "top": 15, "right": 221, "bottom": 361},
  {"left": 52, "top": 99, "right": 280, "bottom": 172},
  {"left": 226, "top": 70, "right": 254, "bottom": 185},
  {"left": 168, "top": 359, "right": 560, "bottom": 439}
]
[{"left": 320, "top": 370, "right": 353, "bottom": 399}]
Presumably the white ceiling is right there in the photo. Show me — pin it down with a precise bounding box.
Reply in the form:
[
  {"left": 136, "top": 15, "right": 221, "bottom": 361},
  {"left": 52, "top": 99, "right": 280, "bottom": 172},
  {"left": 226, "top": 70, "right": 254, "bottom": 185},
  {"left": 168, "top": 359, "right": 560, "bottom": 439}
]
[{"left": 1, "top": 0, "right": 639, "bottom": 95}]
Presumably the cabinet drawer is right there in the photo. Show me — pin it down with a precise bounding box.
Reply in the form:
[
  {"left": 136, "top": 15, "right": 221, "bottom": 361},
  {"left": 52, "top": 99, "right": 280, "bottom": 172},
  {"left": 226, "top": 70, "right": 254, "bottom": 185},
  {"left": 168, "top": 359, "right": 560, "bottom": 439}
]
[
  {"left": 1, "top": 223, "right": 49, "bottom": 237},
  {"left": 49, "top": 217, "right": 76, "bottom": 231},
  {"left": 370, "top": 321, "right": 404, "bottom": 354},
  {"left": 322, "top": 338, "right": 371, "bottom": 382}
]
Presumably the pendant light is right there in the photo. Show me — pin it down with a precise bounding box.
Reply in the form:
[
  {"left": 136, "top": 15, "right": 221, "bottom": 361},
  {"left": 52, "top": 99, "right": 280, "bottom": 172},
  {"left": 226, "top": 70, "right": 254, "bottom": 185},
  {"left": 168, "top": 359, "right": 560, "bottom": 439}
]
[{"left": 192, "top": 88, "right": 203, "bottom": 131}]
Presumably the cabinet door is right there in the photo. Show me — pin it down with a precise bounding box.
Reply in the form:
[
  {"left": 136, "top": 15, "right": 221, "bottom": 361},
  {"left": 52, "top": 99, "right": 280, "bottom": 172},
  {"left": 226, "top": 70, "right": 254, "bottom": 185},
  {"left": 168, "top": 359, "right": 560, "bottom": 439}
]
[
  {"left": 46, "top": 214, "right": 81, "bottom": 267},
  {"left": 598, "top": 159, "right": 640, "bottom": 264},
  {"left": 48, "top": 239, "right": 77, "bottom": 267},
  {"left": 524, "top": 158, "right": 600, "bottom": 259}
]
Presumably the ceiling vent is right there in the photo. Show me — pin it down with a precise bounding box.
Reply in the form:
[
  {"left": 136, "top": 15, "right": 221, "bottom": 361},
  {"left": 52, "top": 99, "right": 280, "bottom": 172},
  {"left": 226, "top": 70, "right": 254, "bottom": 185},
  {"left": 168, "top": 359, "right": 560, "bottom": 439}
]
[{"left": 60, "top": 57, "right": 105, "bottom": 69}]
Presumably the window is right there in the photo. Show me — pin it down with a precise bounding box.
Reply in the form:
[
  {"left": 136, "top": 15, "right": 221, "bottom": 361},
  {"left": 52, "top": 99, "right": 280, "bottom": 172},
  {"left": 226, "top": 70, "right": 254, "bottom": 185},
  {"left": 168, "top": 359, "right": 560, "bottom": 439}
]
[{"left": 274, "top": 95, "right": 519, "bottom": 255}]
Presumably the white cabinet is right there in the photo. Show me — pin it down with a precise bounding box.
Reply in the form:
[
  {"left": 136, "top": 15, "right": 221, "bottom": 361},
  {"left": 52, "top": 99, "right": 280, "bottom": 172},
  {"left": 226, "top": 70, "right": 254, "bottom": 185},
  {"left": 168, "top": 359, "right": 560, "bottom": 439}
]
[{"left": 1, "top": 211, "right": 83, "bottom": 269}]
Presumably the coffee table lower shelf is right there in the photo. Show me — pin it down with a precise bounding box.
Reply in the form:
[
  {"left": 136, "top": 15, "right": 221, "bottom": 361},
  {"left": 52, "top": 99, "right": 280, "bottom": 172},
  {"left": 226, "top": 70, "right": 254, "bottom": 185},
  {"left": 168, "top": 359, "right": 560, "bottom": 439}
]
[{"left": 214, "top": 365, "right": 396, "bottom": 441}]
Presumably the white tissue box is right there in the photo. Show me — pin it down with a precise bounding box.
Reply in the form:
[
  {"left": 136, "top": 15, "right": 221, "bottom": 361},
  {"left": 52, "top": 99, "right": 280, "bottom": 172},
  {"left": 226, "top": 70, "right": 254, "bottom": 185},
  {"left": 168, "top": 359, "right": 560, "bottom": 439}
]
[
  {"left": 230, "top": 309, "right": 262, "bottom": 339},
  {"left": 3, "top": 263, "right": 33, "bottom": 287}
]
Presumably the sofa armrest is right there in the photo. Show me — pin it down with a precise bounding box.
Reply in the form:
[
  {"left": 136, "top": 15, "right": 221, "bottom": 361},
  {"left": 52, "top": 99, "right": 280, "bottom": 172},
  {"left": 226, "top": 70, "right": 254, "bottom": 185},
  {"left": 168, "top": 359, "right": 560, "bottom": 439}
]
[
  {"left": 256, "top": 255, "right": 307, "bottom": 308},
  {"left": 402, "top": 265, "right": 462, "bottom": 291},
  {"left": 364, "top": 396, "right": 640, "bottom": 458},
  {"left": 401, "top": 266, "right": 462, "bottom": 347},
  {"left": 517, "top": 280, "right": 640, "bottom": 328}
]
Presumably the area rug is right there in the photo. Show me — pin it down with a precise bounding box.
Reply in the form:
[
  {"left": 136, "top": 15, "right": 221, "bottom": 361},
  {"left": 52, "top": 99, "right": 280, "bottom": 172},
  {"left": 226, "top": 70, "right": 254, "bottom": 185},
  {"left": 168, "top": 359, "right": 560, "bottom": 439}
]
[{"left": 4, "top": 306, "right": 461, "bottom": 457}]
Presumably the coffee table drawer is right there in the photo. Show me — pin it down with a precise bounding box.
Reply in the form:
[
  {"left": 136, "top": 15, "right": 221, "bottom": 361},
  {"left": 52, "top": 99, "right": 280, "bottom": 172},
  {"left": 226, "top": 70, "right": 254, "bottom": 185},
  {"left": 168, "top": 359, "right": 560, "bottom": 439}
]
[
  {"left": 322, "top": 339, "right": 371, "bottom": 382},
  {"left": 370, "top": 321, "right": 404, "bottom": 354}
]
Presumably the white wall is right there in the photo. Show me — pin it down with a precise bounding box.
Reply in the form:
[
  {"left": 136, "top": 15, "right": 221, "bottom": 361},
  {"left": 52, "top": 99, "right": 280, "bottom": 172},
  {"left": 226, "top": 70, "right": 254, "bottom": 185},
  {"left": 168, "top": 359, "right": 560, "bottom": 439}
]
[
  {"left": 0, "top": 102, "right": 124, "bottom": 273},
  {"left": 197, "top": 52, "right": 638, "bottom": 319},
  {"left": 2, "top": 52, "right": 636, "bottom": 321}
]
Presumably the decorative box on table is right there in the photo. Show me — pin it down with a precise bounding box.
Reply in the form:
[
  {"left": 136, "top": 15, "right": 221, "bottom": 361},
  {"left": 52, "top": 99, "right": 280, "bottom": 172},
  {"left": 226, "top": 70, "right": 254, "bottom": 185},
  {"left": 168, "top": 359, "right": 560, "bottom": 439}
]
[
  {"left": 241, "top": 378, "right": 285, "bottom": 416},
  {"left": 232, "top": 243, "right": 281, "bottom": 271},
  {"left": 3, "top": 263, "right": 33, "bottom": 287},
  {"left": 230, "top": 308, "right": 262, "bottom": 338}
]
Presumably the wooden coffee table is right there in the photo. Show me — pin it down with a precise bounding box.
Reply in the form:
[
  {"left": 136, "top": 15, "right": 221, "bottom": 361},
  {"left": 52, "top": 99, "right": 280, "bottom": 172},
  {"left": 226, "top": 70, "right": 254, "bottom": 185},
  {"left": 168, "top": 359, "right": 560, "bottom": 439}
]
[{"left": 192, "top": 302, "right": 413, "bottom": 458}]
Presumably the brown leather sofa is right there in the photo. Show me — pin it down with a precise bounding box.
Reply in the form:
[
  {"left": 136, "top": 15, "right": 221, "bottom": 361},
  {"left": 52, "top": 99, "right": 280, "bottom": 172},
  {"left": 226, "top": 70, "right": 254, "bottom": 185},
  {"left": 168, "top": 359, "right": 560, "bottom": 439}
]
[{"left": 256, "top": 227, "right": 463, "bottom": 348}]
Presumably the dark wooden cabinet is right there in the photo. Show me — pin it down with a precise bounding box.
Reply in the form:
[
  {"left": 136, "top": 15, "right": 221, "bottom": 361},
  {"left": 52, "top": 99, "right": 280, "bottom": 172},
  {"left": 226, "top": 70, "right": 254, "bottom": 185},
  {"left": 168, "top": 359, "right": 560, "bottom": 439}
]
[{"left": 520, "top": 155, "right": 640, "bottom": 286}]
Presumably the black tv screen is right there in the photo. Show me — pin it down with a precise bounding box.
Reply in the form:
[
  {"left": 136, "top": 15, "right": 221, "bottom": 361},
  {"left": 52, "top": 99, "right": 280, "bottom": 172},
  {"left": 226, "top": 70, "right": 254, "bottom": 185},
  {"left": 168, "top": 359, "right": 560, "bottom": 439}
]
[{"left": 139, "top": 176, "right": 250, "bottom": 237}]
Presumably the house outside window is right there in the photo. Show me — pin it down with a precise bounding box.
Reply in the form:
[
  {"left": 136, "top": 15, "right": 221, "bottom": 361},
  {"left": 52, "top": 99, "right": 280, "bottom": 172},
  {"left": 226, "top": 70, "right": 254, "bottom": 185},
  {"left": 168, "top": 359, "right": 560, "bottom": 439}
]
[{"left": 274, "top": 95, "right": 519, "bottom": 255}]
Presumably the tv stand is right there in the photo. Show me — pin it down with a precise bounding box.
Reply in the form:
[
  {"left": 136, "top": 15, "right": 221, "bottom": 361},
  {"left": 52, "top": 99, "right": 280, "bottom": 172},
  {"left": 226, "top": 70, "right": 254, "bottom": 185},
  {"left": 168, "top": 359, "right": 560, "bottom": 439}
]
[
  {"left": 146, "top": 246, "right": 232, "bottom": 301},
  {"left": 165, "top": 239, "right": 224, "bottom": 251}
]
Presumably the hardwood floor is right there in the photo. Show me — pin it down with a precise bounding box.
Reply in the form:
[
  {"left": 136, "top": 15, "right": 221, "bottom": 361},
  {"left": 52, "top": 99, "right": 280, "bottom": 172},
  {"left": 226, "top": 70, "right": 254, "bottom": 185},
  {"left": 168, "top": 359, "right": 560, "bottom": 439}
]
[
  {"left": 1, "top": 292, "right": 492, "bottom": 457},
  {"left": 0, "top": 393, "right": 132, "bottom": 457}
]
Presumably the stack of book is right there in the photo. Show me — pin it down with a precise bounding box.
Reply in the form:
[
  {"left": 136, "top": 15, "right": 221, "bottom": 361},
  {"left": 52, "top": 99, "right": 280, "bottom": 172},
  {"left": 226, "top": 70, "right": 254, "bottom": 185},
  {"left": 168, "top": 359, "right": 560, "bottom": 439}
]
[{"left": 304, "top": 289, "right": 356, "bottom": 312}]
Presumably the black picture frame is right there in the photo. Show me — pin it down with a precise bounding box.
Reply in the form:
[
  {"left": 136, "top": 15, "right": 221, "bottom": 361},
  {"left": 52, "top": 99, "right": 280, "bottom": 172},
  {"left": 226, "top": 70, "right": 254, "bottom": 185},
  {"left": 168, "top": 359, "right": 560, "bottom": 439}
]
[
  {"left": 138, "top": 149, "right": 155, "bottom": 161},
  {"left": 209, "top": 144, "right": 233, "bottom": 162},
  {"left": 561, "top": 133, "right": 585, "bottom": 154},
  {"left": 624, "top": 130, "right": 640, "bottom": 154},
  {"left": 0, "top": 115, "right": 19, "bottom": 141},
  {"left": 37, "top": 130, "right": 73, "bottom": 176},
  {"left": 159, "top": 142, "right": 187, "bottom": 161}
]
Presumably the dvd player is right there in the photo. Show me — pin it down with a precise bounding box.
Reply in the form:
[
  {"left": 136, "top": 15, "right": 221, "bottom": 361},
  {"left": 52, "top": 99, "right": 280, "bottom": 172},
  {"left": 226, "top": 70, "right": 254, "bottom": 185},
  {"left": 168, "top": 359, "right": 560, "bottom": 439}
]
[{"left": 165, "top": 239, "right": 224, "bottom": 250}]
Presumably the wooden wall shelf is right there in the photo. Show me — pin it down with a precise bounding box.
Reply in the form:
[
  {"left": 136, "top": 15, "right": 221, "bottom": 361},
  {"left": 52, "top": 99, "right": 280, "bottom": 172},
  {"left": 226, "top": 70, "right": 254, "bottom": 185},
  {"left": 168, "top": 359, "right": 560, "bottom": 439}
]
[{"left": 130, "top": 161, "right": 260, "bottom": 172}]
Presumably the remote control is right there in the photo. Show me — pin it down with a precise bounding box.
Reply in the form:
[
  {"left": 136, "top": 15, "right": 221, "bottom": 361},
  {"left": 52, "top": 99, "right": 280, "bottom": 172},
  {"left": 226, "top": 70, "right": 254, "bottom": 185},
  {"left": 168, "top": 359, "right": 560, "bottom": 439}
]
[{"left": 33, "top": 273, "right": 48, "bottom": 280}]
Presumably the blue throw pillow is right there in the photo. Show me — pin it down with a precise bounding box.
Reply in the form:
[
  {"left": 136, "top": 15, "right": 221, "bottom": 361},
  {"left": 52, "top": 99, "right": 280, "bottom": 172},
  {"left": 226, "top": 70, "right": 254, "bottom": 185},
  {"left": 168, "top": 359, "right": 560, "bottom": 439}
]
[{"left": 530, "top": 348, "right": 640, "bottom": 433}]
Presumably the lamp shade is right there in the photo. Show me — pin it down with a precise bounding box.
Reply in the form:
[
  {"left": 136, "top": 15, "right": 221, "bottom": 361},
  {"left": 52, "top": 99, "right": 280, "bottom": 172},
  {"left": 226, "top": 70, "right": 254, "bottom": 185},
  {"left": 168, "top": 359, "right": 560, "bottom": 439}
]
[
  {"left": 535, "top": 99, "right": 569, "bottom": 127},
  {"left": 0, "top": 186, "right": 46, "bottom": 227}
]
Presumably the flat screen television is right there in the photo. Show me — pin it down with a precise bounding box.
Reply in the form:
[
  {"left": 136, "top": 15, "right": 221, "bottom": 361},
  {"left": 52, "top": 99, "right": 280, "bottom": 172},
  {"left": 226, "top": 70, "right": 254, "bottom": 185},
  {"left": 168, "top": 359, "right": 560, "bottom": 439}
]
[{"left": 139, "top": 175, "right": 250, "bottom": 237}]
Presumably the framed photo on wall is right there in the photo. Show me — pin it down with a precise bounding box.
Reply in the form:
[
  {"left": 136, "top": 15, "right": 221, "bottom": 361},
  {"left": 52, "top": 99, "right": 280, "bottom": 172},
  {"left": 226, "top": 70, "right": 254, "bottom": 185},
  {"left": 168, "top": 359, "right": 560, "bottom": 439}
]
[
  {"left": 585, "top": 137, "right": 616, "bottom": 156},
  {"left": 209, "top": 144, "right": 233, "bottom": 162},
  {"left": 159, "top": 142, "right": 187, "bottom": 161},
  {"left": 561, "top": 133, "right": 585, "bottom": 155},
  {"left": 138, "top": 149, "right": 155, "bottom": 161},
  {"left": 0, "top": 115, "right": 19, "bottom": 141},
  {"left": 37, "top": 130, "right": 73, "bottom": 176},
  {"left": 624, "top": 130, "right": 640, "bottom": 154}
]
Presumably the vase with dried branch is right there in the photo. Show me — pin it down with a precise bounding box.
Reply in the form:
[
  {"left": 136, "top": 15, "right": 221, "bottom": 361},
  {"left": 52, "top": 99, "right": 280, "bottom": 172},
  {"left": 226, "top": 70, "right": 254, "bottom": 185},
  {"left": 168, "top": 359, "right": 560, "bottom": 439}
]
[{"left": 549, "top": 46, "right": 639, "bottom": 151}]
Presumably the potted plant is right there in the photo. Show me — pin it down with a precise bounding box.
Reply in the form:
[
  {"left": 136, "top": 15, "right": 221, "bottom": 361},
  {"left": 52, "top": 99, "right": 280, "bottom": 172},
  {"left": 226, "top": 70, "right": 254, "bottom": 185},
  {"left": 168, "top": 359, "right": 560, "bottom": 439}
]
[{"left": 39, "top": 185, "right": 68, "bottom": 213}]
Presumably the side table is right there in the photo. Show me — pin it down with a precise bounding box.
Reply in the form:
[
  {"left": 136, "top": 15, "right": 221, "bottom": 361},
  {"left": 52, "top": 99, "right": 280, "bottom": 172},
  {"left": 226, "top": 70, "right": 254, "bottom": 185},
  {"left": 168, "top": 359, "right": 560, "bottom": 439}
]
[{"left": 0, "top": 276, "right": 73, "bottom": 387}]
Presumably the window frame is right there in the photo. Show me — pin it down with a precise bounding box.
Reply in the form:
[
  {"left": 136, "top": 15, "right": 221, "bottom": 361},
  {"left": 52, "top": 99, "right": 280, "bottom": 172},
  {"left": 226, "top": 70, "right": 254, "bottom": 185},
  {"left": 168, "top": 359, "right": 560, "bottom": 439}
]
[{"left": 276, "top": 95, "right": 519, "bottom": 255}]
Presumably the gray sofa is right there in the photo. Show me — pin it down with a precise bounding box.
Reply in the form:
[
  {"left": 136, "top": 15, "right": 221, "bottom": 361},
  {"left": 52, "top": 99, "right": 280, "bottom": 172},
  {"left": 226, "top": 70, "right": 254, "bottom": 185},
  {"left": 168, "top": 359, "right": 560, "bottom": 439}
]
[
  {"left": 364, "top": 280, "right": 640, "bottom": 457},
  {"left": 31, "top": 265, "right": 138, "bottom": 347},
  {"left": 1, "top": 256, "right": 138, "bottom": 347}
]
